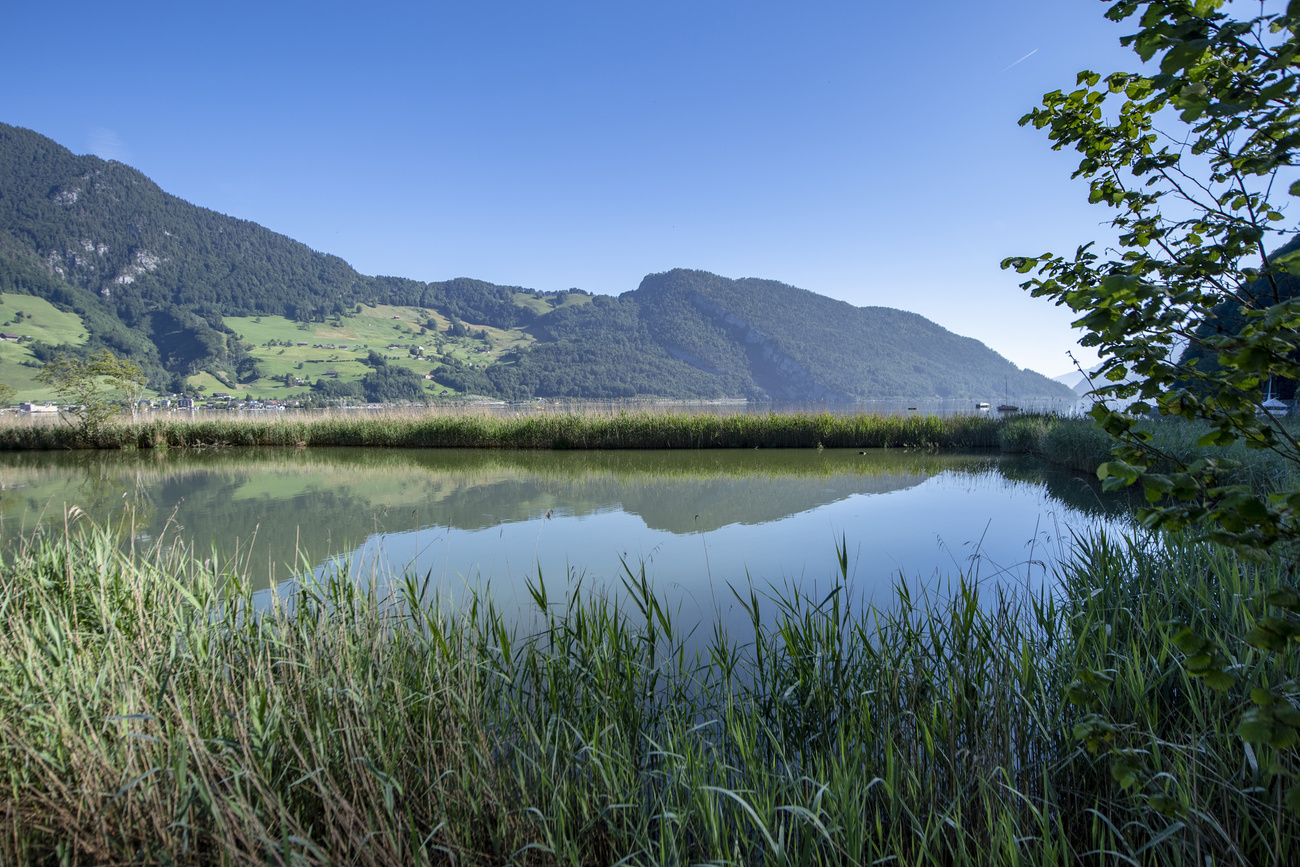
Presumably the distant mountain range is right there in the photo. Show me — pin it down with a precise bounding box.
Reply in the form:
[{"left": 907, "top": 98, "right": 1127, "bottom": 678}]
[
  {"left": 1053, "top": 369, "right": 1094, "bottom": 395},
  {"left": 0, "top": 122, "right": 1074, "bottom": 402}
]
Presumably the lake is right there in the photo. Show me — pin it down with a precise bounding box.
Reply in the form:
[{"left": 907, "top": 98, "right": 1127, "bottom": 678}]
[{"left": 0, "top": 447, "right": 1130, "bottom": 633}]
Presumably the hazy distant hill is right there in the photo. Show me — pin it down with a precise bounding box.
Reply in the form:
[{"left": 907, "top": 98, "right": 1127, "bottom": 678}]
[
  {"left": 0, "top": 122, "right": 1073, "bottom": 402},
  {"left": 1054, "top": 369, "right": 1095, "bottom": 395},
  {"left": 630, "top": 270, "right": 1065, "bottom": 400}
]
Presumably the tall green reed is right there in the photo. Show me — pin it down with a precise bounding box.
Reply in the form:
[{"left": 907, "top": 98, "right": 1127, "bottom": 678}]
[
  {"left": 0, "top": 409, "right": 1003, "bottom": 452},
  {"left": 1003, "top": 414, "right": 1300, "bottom": 492},
  {"left": 1, "top": 518, "right": 1294, "bottom": 864}
]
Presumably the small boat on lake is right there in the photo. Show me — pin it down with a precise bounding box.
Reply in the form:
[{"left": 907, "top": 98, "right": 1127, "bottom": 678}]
[
  {"left": 976, "top": 401, "right": 990, "bottom": 410},
  {"left": 1258, "top": 377, "right": 1290, "bottom": 418},
  {"left": 1261, "top": 398, "right": 1289, "bottom": 417},
  {"left": 997, "top": 377, "right": 1018, "bottom": 412}
]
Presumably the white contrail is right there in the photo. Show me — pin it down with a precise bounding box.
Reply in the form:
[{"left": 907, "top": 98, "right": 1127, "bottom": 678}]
[{"left": 1001, "top": 48, "right": 1038, "bottom": 72}]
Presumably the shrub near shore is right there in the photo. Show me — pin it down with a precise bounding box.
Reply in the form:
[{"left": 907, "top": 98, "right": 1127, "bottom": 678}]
[
  {"left": 2, "top": 520, "right": 1297, "bottom": 865},
  {"left": 999, "top": 413, "right": 1300, "bottom": 493}
]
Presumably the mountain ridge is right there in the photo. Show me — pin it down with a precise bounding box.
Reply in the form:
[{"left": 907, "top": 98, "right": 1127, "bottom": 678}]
[{"left": 0, "top": 122, "right": 1074, "bottom": 403}]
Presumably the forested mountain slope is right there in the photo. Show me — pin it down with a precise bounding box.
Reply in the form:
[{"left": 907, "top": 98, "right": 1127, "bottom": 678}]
[
  {"left": 0, "top": 122, "right": 1073, "bottom": 401},
  {"left": 629, "top": 270, "right": 1063, "bottom": 401},
  {"left": 467, "top": 271, "right": 1072, "bottom": 401},
  {"left": 1177, "top": 235, "right": 1300, "bottom": 401}
]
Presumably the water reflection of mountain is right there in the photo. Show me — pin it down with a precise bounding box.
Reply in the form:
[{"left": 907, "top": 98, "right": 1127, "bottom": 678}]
[{"left": 1, "top": 448, "right": 1121, "bottom": 579}]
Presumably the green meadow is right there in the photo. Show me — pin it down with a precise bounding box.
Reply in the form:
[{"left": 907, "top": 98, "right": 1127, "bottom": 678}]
[
  {"left": 0, "top": 294, "right": 89, "bottom": 401},
  {"left": 509, "top": 290, "right": 593, "bottom": 317},
  {"left": 0, "top": 295, "right": 537, "bottom": 403},
  {"left": 223, "top": 305, "right": 532, "bottom": 399}
]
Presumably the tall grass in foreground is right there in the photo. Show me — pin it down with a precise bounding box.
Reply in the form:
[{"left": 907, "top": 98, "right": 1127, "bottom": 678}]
[
  {"left": 1, "top": 523, "right": 1296, "bottom": 865},
  {"left": 0, "top": 409, "right": 1002, "bottom": 451}
]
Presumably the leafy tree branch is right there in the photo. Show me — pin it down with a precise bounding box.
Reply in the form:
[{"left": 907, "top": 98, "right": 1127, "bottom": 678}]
[{"left": 1006, "top": 0, "right": 1300, "bottom": 815}]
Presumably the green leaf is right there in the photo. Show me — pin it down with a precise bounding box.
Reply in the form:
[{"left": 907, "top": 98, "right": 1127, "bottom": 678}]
[
  {"left": 1250, "top": 688, "right": 1277, "bottom": 706},
  {"left": 1098, "top": 461, "right": 1141, "bottom": 484},
  {"left": 1202, "top": 670, "right": 1234, "bottom": 692},
  {"left": 1067, "top": 684, "right": 1096, "bottom": 706},
  {"left": 1259, "top": 615, "right": 1300, "bottom": 640},
  {"left": 1172, "top": 626, "right": 1208, "bottom": 655},
  {"left": 1246, "top": 625, "right": 1288, "bottom": 652},
  {"left": 1277, "top": 705, "right": 1300, "bottom": 728},
  {"left": 1112, "top": 754, "right": 1144, "bottom": 789},
  {"left": 1238, "top": 718, "right": 1272, "bottom": 743},
  {"left": 1239, "top": 707, "right": 1300, "bottom": 749},
  {"left": 1265, "top": 587, "right": 1300, "bottom": 611},
  {"left": 1073, "top": 713, "right": 1120, "bottom": 752},
  {"left": 1286, "top": 785, "right": 1300, "bottom": 819},
  {"left": 1141, "top": 473, "right": 1174, "bottom": 502}
]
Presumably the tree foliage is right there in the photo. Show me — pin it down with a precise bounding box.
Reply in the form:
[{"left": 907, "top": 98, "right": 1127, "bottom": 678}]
[
  {"left": 1006, "top": 0, "right": 1300, "bottom": 556},
  {"left": 1006, "top": 0, "right": 1300, "bottom": 813},
  {"left": 480, "top": 272, "right": 1074, "bottom": 402},
  {"left": 35, "top": 349, "right": 145, "bottom": 440},
  {"left": 310, "top": 364, "right": 428, "bottom": 404}
]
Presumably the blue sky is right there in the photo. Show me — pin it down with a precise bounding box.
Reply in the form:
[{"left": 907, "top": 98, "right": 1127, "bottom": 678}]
[{"left": 2, "top": 0, "right": 1146, "bottom": 377}]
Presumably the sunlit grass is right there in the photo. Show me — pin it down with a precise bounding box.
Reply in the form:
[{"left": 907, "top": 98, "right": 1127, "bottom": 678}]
[{"left": 0, "top": 294, "right": 89, "bottom": 401}]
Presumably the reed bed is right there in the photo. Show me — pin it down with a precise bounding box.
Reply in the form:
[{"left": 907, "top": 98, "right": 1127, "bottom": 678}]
[
  {"left": 1, "top": 520, "right": 1295, "bottom": 865},
  {"left": 0, "top": 408, "right": 1004, "bottom": 452},
  {"left": 1002, "top": 414, "right": 1300, "bottom": 492}
]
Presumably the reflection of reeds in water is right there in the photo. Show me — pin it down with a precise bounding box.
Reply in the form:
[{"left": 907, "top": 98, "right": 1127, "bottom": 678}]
[
  {"left": 2, "top": 521, "right": 1295, "bottom": 864},
  {"left": 1001, "top": 413, "right": 1300, "bottom": 492},
  {"left": 0, "top": 444, "right": 996, "bottom": 490}
]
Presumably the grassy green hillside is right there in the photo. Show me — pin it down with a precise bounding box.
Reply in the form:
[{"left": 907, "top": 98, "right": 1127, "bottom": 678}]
[
  {"left": 0, "top": 294, "right": 88, "bottom": 401},
  {"left": 221, "top": 307, "right": 535, "bottom": 399}
]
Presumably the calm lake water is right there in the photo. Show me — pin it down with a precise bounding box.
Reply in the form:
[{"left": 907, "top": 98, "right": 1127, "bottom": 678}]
[{"left": 1, "top": 447, "right": 1131, "bottom": 632}]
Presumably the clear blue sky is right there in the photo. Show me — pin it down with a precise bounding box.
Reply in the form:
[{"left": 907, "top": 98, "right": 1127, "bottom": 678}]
[{"left": 2, "top": 0, "right": 1144, "bottom": 377}]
